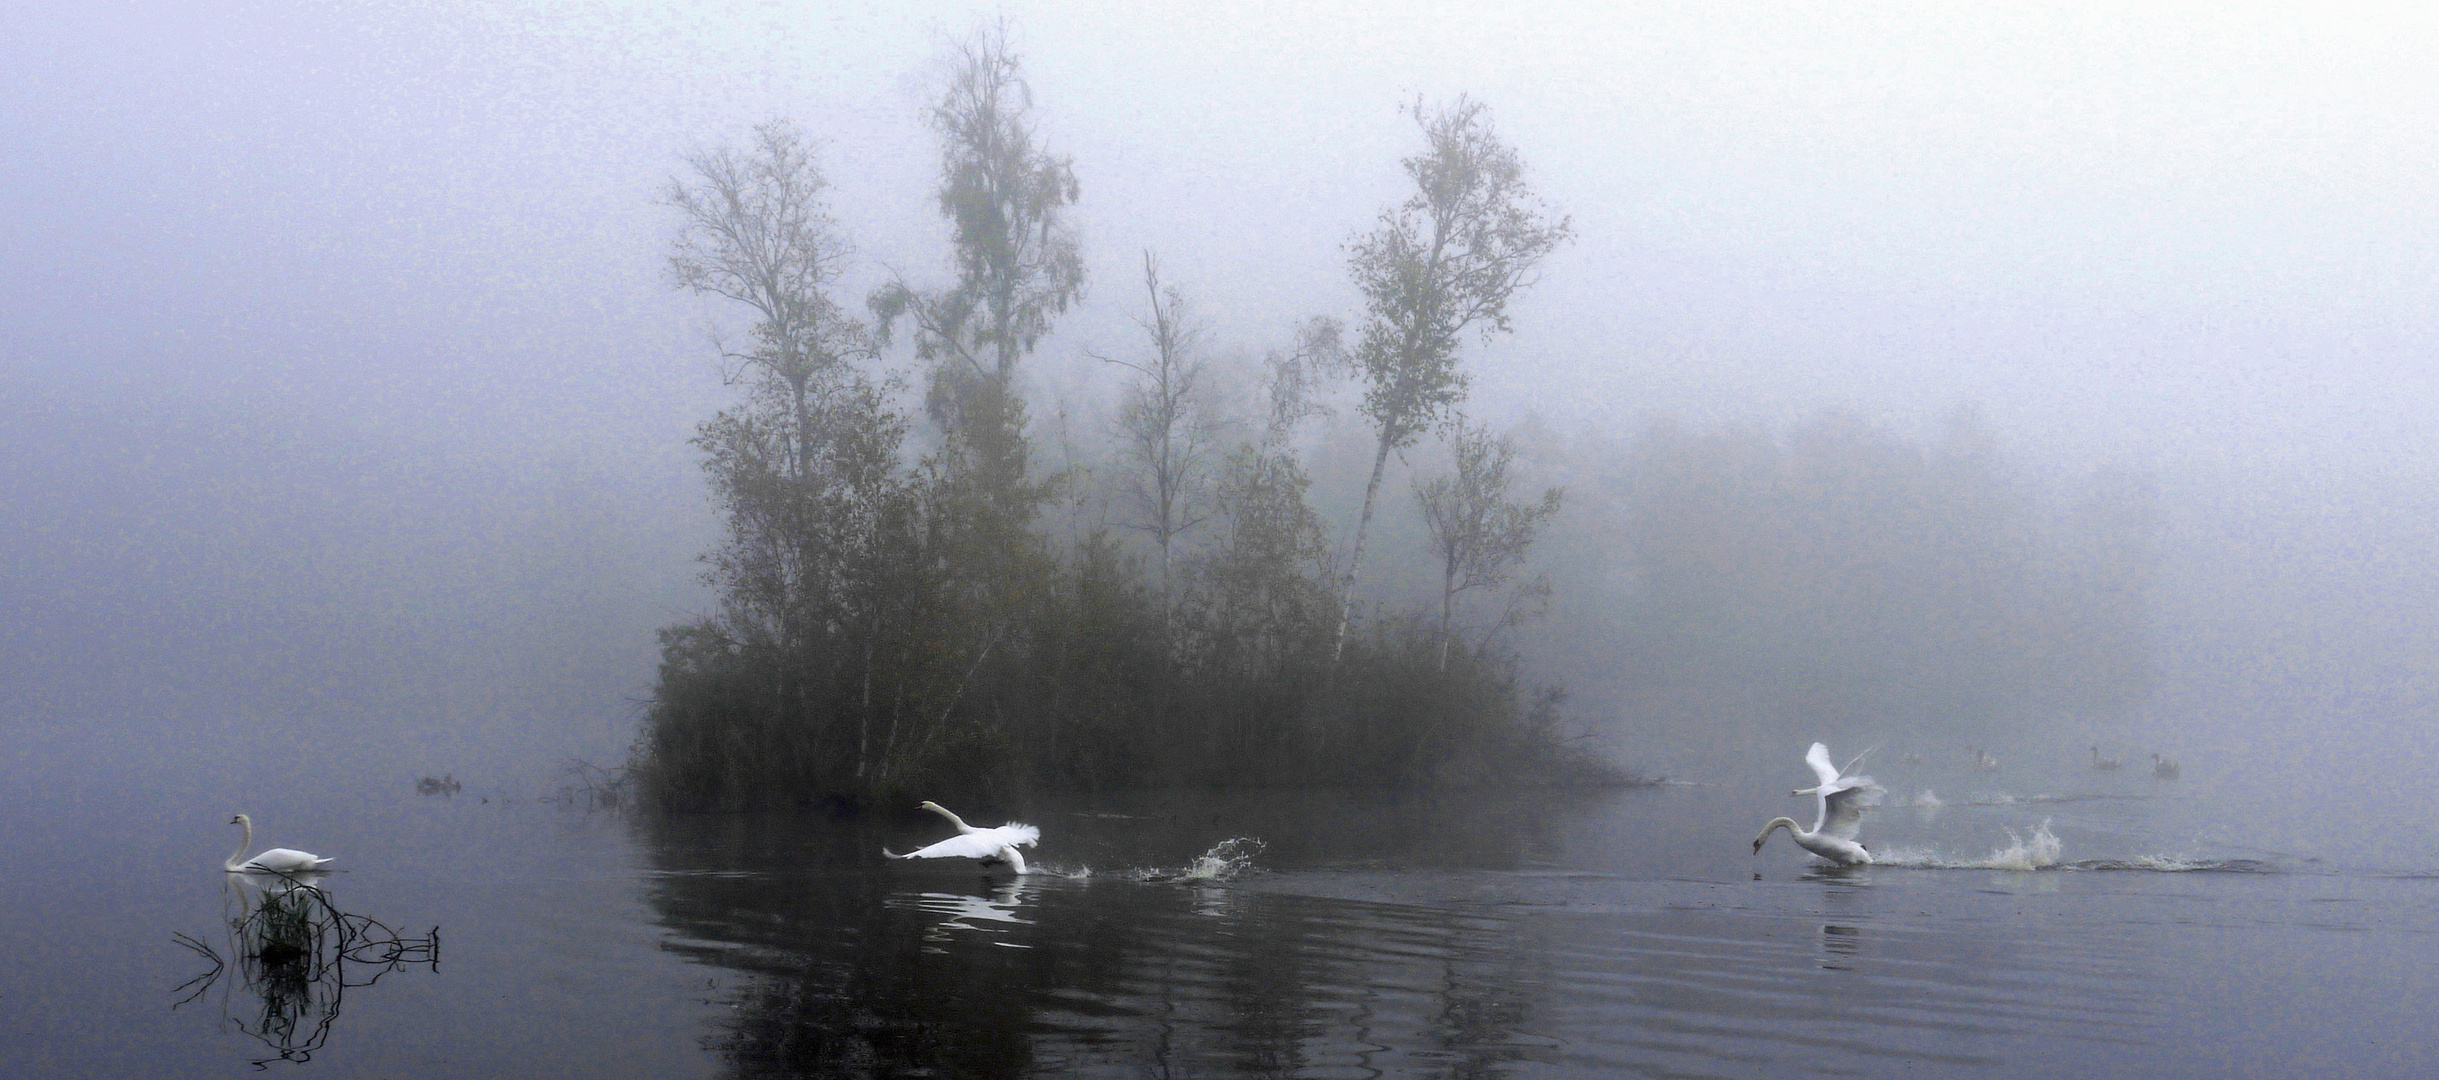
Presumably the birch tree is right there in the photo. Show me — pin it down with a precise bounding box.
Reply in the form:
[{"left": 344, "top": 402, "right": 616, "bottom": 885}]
[
  {"left": 1098, "top": 251, "right": 1219, "bottom": 639},
  {"left": 871, "top": 22, "right": 1084, "bottom": 518},
  {"left": 1413, "top": 420, "right": 1564, "bottom": 669},
  {"left": 667, "top": 119, "right": 873, "bottom": 486},
  {"left": 664, "top": 119, "right": 910, "bottom": 782},
  {"left": 1332, "top": 96, "right": 1571, "bottom": 665}
]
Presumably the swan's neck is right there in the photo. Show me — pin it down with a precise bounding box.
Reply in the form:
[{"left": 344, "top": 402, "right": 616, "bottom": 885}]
[
  {"left": 1756, "top": 816, "right": 1803, "bottom": 846},
  {"left": 226, "top": 817, "right": 253, "bottom": 870},
  {"left": 925, "top": 804, "right": 975, "bottom": 834}
]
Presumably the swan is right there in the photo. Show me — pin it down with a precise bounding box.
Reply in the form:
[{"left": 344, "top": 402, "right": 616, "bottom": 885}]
[
  {"left": 2090, "top": 746, "right": 2122, "bottom": 772},
  {"left": 2152, "top": 753, "right": 2181, "bottom": 780},
  {"left": 1753, "top": 742, "right": 1886, "bottom": 866},
  {"left": 884, "top": 801, "right": 1039, "bottom": 874},
  {"left": 224, "top": 814, "right": 335, "bottom": 874},
  {"left": 1967, "top": 746, "right": 2000, "bottom": 772}
]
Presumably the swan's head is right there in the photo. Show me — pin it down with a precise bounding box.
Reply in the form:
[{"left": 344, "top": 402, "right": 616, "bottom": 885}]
[
  {"left": 229, "top": 813, "right": 250, "bottom": 827},
  {"left": 916, "top": 800, "right": 945, "bottom": 814},
  {"left": 1751, "top": 835, "right": 1766, "bottom": 854}
]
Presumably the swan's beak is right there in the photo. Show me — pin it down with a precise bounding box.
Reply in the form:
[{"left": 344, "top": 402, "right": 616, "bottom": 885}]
[{"left": 1751, "top": 838, "right": 1764, "bottom": 854}]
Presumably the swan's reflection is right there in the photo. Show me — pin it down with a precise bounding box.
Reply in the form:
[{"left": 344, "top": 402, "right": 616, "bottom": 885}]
[
  {"left": 1819, "top": 923, "right": 1864, "bottom": 970},
  {"left": 176, "top": 871, "right": 438, "bottom": 1066},
  {"left": 899, "top": 883, "right": 1032, "bottom": 949}
]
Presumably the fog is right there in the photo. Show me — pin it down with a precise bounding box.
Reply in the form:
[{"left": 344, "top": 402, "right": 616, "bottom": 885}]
[{"left": 7, "top": 3, "right": 2438, "bottom": 797}]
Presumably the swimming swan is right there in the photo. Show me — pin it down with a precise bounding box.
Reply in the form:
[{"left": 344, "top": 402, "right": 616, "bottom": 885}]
[
  {"left": 224, "top": 814, "right": 335, "bottom": 874},
  {"left": 884, "top": 801, "right": 1039, "bottom": 874},
  {"left": 1753, "top": 742, "right": 1886, "bottom": 866},
  {"left": 2090, "top": 746, "right": 2122, "bottom": 772},
  {"left": 2152, "top": 753, "right": 2181, "bottom": 780}
]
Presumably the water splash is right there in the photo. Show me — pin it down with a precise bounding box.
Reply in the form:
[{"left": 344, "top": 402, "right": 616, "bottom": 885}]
[
  {"left": 1875, "top": 822, "right": 2268, "bottom": 872},
  {"left": 1979, "top": 820, "right": 2064, "bottom": 870},
  {"left": 1875, "top": 820, "right": 2062, "bottom": 870},
  {"left": 1129, "top": 838, "right": 1265, "bottom": 884}
]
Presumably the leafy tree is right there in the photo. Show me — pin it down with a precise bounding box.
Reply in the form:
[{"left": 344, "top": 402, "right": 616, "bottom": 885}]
[
  {"left": 657, "top": 120, "right": 916, "bottom": 791},
  {"left": 666, "top": 120, "right": 873, "bottom": 486},
  {"left": 1259, "top": 316, "right": 1345, "bottom": 443},
  {"left": 858, "top": 25, "right": 1088, "bottom": 778},
  {"left": 1333, "top": 97, "right": 1572, "bottom": 665},
  {"left": 1414, "top": 420, "right": 1564, "bottom": 670},
  {"left": 871, "top": 22, "right": 1084, "bottom": 521}
]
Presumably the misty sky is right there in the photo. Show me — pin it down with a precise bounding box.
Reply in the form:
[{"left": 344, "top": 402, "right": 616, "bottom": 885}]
[{"left": 7, "top": 2, "right": 2438, "bottom": 777}]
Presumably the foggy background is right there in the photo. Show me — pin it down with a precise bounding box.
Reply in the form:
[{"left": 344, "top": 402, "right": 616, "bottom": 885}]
[{"left": 8, "top": 3, "right": 2437, "bottom": 803}]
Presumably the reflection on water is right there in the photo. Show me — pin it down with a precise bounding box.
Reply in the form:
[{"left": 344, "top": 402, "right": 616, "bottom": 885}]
[
  {"left": 612, "top": 783, "right": 2439, "bottom": 1079},
  {"left": 1819, "top": 922, "right": 1863, "bottom": 969},
  {"left": 9, "top": 771, "right": 2427, "bottom": 1076},
  {"left": 635, "top": 799, "right": 1586, "bottom": 1078},
  {"left": 903, "top": 884, "right": 1030, "bottom": 947},
  {"left": 174, "top": 872, "right": 439, "bottom": 1067}
]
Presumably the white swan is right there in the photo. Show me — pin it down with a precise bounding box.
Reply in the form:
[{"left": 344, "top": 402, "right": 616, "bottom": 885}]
[
  {"left": 2152, "top": 753, "right": 2181, "bottom": 780},
  {"left": 224, "top": 813, "right": 335, "bottom": 874},
  {"left": 1753, "top": 742, "right": 1886, "bottom": 866},
  {"left": 883, "top": 801, "right": 1039, "bottom": 874}
]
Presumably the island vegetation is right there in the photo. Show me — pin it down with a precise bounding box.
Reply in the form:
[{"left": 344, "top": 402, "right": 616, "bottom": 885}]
[{"left": 632, "top": 27, "right": 2157, "bottom": 810}]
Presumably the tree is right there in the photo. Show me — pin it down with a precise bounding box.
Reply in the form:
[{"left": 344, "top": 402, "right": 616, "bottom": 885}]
[
  {"left": 666, "top": 120, "right": 873, "bottom": 486},
  {"left": 871, "top": 22, "right": 1084, "bottom": 521},
  {"left": 662, "top": 119, "right": 914, "bottom": 788},
  {"left": 1097, "top": 251, "right": 1219, "bottom": 641},
  {"left": 1333, "top": 96, "right": 1572, "bottom": 665},
  {"left": 1259, "top": 316, "right": 1345, "bottom": 444},
  {"left": 862, "top": 25, "right": 1085, "bottom": 780},
  {"left": 1414, "top": 420, "right": 1564, "bottom": 670}
]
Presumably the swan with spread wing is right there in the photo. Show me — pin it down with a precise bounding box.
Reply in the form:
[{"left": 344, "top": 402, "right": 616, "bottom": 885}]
[
  {"left": 884, "top": 801, "right": 1039, "bottom": 875},
  {"left": 1753, "top": 742, "right": 1886, "bottom": 866}
]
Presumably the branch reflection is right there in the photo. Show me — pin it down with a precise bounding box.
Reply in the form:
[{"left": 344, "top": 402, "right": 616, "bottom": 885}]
[{"left": 174, "top": 871, "right": 439, "bottom": 1068}]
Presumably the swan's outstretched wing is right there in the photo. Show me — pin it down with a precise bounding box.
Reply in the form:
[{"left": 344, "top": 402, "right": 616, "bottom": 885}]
[
  {"left": 996, "top": 823, "right": 1040, "bottom": 848},
  {"left": 1840, "top": 745, "right": 1875, "bottom": 778},
  {"left": 1820, "top": 779, "right": 1885, "bottom": 841},
  {"left": 1804, "top": 742, "right": 1840, "bottom": 789}
]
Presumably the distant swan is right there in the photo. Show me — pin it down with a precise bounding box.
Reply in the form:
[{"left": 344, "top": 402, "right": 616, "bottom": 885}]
[
  {"left": 2090, "top": 746, "right": 2122, "bottom": 772},
  {"left": 1754, "top": 742, "right": 1886, "bottom": 866},
  {"left": 884, "top": 801, "right": 1039, "bottom": 874},
  {"left": 2152, "top": 753, "right": 2181, "bottom": 780},
  {"left": 224, "top": 814, "right": 334, "bottom": 874},
  {"left": 1967, "top": 746, "right": 2000, "bottom": 772}
]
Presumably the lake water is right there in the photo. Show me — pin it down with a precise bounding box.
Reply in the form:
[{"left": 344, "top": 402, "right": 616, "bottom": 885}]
[{"left": 6, "top": 732, "right": 2437, "bottom": 1078}]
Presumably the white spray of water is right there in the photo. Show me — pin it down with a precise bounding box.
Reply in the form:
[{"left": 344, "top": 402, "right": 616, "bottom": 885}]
[
  {"left": 1977, "top": 819, "right": 2064, "bottom": 870},
  {"left": 1173, "top": 837, "right": 1264, "bottom": 882},
  {"left": 1105, "top": 837, "right": 1267, "bottom": 884},
  {"left": 1874, "top": 819, "right": 2063, "bottom": 869}
]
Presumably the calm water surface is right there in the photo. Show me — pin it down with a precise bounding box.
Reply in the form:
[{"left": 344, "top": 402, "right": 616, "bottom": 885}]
[{"left": 6, "top": 734, "right": 2437, "bottom": 1077}]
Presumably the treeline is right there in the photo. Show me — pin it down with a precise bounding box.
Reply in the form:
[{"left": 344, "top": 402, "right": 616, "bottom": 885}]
[
  {"left": 1516, "top": 407, "right": 2159, "bottom": 750},
  {"left": 633, "top": 29, "right": 1607, "bottom": 809}
]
